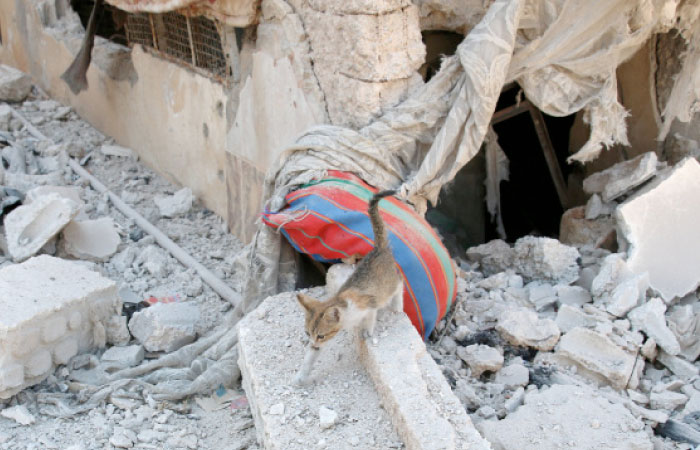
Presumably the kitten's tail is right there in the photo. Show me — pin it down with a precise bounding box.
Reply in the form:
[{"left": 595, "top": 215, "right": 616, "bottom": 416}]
[{"left": 369, "top": 190, "right": 396, "bottom": 248}]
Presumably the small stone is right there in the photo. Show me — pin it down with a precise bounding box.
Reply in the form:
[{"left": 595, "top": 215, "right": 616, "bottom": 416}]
[
  {"left": 628, "top": 298, "right": 680, "bottom": 356},
  {"left": 527, "top": 282, "right": 557, "bottom": 311},
  {"left": 269, "top": 402, "right": 285, "bottom": 415},
  {"left": 504, "top": 386, "right": 525, "bottom": 412},
  {"left": 494, "top": 363, "right": 529, "bottom": 389},
  {"left": 641, "top": 338, "right": 658, "bottom": 361},
  {"left": 137, "top": 429, "right": 165, "bottom": 443},
  {"left": 61, "top": 218, "right": 121, "bottom": 261},
  {"left": 555, "top": 305, "right": 602, "bottom": 333},
  {"left": 136, "top": 245, "right": 169, "bottom": 278},
  {"left": 496, "top": 308, "right": 561, "bottom": 351},
  {"left": 154, "top": 187, "right": 194, "bottom": 218},
  {"left": 466, "top": 239, "right": 514, "bottom": 276},
  {"left": 101, "top": 345, "right": 144, "bottom": 367},
  {"left": 584, "top": 194, "right": 613, "bottom": 219},
  {"left": 555, "top": 285, "right": 592, "bottom": 307},
  {"left": 0, "top": 405, "right": 35, "bottom": 425},
  {"left": 100, "top": 144, "right": 137, "bottom": 159},
  {"left": 109, "top": 427, "right": 136, "bottom": 448},
  {"left": 319, "top": 406, "right": 337, "bottom": 429},
  {"left": 128, "top": 302, "right": 200, "bottom": 352},
  {"left": 0, "top": 65, "right": 32, "bottom": 102},
  {"left": 456, "top": 344, "right": 504, "bottom": 377},
  {"left": 606, "top": 275, "right": 646, "bottom": 317},
  {"left": 650, "top": 391, "right": 688, "bottom": 411},
  {"left": 512, "top": 236, "right": 580, "bottom": 285}
]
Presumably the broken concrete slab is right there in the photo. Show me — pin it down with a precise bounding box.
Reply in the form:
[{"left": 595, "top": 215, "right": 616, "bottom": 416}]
[
  {"left": 4, "top": 193, "right": 80, "bottom": 262},
  {"left": 359, "top": 307, "right": 492, "bottom": 450},
  {"left": 61, "top": 218, "right": 121, "bottom": 261},
  {"left": 154, "top": 187, "right": 194, "bottom": 218},
  {"left": 237, "top": 289, "right": 403, "bottom": 450},
  {"left": 583, "top": 151, "right": 658, "bottom": 202},
  {"left": 556, "top": 327, "right": 637, "bottom": 390},
  {"left": 616, "top": 158, "right": 700, "bottom": 301},
  {"left": 456, "top": 344, "right": 504, "bottom": 377},
  {"left": 128, "top": 302, "right": 200, "bottom": 352},
  {"left": 0, "top": 255, "right": 121, "bottom": 398},
  {"left": 628, "top": 298, "right": 680, "bottom": 356},
  {"left": 512, "top": 236, "right": 580, "bottom": 285},
  {"left": 478, "top": 384, "right": 652, "bottom": 450},
  {"left": 496, "top": 308, "right": 560, "bottom": 351},
  {"left": 0, "top": 65, "right": 33, "bottom": 102}
]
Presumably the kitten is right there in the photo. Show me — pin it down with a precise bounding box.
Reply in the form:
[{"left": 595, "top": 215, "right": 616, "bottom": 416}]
[{"left": 293, "top": 190, "right": 403, "bottom": 386}]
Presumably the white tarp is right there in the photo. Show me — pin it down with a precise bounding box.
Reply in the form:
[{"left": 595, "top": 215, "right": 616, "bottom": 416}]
[{"left": 242, "top": 0, "right": 699, "bottom": 310}]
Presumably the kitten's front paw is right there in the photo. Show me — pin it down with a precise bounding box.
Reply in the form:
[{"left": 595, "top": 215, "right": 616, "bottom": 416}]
[{"left": 293, "top": 373, "right": 309, "bottom": 387}]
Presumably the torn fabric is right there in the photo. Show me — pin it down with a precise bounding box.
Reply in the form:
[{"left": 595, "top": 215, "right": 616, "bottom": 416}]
[{"left": 242, "top": 0, "right": 690, "bottom": 316}]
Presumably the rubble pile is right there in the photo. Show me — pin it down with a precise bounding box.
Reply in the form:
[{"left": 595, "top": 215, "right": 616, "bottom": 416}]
[
  {"left": 429, "top": 152, "right": 700, "bottom": 449},
  {"left": 0, "top": 74, "right": 255, "bottom": 449}
]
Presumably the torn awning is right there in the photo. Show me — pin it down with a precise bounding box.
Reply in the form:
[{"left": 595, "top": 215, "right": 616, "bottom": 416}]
[{"left": 105, "top": 0, "right": 259, "bottom": 26}]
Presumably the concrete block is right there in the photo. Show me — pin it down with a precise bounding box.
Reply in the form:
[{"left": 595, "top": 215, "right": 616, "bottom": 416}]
[
  {"left": 583, "top": 151, "right": 658, "bottom": 202},
  {"left": 477, "top": 384, "right": 652, "bottom": 450},
  {"left": 359, "top": 310, "right": 491, "bottom": 450},
  {"left": 456, "top": 344, "right": 504, "bottom": 377},
  {"left": 616, "top": 158, "right": 700, "bottom": 301},
  {"left": 556, "top": 327, "right": 637, "bottom": 390},
  {"left": 494, "top": 363, "right": 529, "bottom": 389},
  {"left": 128, "top": 302, "right": 199, "bottom": 352},
  {"left": 101, "top": 345, "right": 144, "bottom": 367},
  {"left": 154, "top": 187, "right": 194, "bottom": 218},
  {"left": 628, "top": 298, "right": 680, "bottom": 355},
  {"left": 238, "top": 290, "right": 402, "bottom": 449},
  {"left": 555, "top": 285, "right": 592, "bottom": 307},
  {"left": 4, "top": 193, "right": 80, "bottom": 262},
  {"left": 61, "top": 218, "right": 121, "bottom": 261},
  {"left": 512, "top": 236, "right": 580, "bottom": 284},
  {"left": 496, "top": 308, "right": 560, "bottom": 351},
  {"left": 0, "top": 255, "right": 121, "bottom": 398},
  {"left": 466, "top": 239, "right": 514, "bottom": 275},
  {"left": 0, "top": 64, "right": 33, "bottom": 102}
]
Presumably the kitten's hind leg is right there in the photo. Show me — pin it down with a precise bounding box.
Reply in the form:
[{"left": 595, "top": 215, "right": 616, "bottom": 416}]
[
  {"left": 293, "top": 346, "right": 321, "bottom": 386},
  {"left": 390, "top": 282, "right": 404, "bottom": 312},
  {"left": 361, "top": 310, "right": 378, "bottom": 340}
]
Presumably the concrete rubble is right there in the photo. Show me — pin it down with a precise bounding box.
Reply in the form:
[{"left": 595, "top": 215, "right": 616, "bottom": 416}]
[
  {"left": 0, "top": 255, "right": 122, "bottom": 398},
  {"left": 0, "top": 65, "right": 32, "bottom": 102},
  {"left": 4, "top": 193, "right": 79, "bottom": 262},
  {"left": 128, "top": 302, "right": 201, "bottom": 352},
  {"left": 0, "top": 40, "right": 698, "bottom": 450},
  {"left": 154, "top": 187, "right": 194, "bottom": 218}
]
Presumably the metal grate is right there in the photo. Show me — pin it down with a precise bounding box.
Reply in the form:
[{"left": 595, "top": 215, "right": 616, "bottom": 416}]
[
  {"left": 124, "top": 13, "right": 154, "bottom": 49},
  {"left": 190, "top": 16, "right": 228, "bottom": 78},
  {"left": 124, "top": 11, "right": 230, "bottom": 83}
]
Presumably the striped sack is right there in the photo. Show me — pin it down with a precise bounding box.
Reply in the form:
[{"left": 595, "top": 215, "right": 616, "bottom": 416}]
[{"left": 261, "top": 171, "right": 456, "bottom": 340}]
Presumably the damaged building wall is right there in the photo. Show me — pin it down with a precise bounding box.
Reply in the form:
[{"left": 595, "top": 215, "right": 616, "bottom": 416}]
[{"left": 0, "top": 0, "right": 234, "bottom": 228}]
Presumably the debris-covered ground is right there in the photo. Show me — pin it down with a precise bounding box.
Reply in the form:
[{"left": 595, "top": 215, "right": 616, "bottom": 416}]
[
  {"left": 1, "top": 83, "right": 258, "bottom": 449},
  {"left": 1, "top": 67, "right": 700, "bottom": 450}
]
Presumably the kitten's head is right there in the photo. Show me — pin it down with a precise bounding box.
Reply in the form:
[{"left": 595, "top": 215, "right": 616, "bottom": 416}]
[{"left": 297, "top": 293, "right": 343, "bottom": 348}]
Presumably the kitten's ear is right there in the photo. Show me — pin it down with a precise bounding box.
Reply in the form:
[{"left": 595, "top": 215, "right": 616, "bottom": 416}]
[
  {"left": 297, "top": 293, "right": 316, "bottom": 311},
  {"left": 328, "top": 306, "right": 341, "bottom": 322}
]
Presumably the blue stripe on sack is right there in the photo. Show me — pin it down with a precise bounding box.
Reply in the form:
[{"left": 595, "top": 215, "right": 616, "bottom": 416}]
[{"left": 287, "top": 192, "right": 439, "bottom": 339}]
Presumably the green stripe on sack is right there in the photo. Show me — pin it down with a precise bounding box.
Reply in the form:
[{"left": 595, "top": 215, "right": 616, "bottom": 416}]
[{"left": 301, "top": 178, "right": 455, "bottom": 310}]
